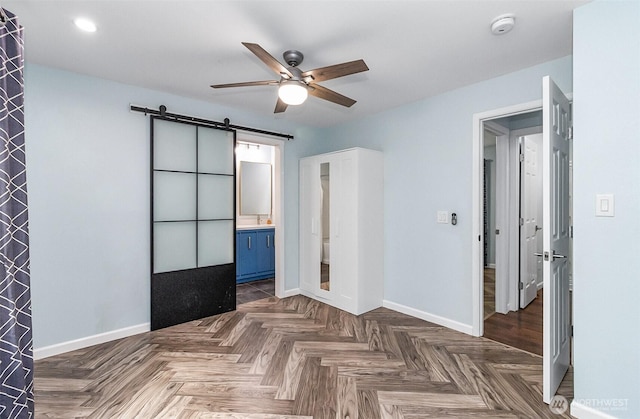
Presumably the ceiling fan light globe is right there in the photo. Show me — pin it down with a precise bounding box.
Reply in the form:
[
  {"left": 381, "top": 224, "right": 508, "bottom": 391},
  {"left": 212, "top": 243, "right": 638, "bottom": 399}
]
[{"left": 278, "top": 81, "right": 308, "bottom": 105}]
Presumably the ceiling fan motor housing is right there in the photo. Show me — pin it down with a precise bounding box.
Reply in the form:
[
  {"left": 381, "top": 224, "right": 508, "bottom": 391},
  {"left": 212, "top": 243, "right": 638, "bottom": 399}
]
[{"left": 283, "top": 49, "right": 304, "bottom": 67}]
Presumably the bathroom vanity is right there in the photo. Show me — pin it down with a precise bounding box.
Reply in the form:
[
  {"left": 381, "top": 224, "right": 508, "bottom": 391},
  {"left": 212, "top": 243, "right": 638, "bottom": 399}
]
[
  {"left": 236, "top": 226, "right": 275, "bottom": 283},
  {"left": 299, "top": 148, "right": 383, "bottom": 315}
]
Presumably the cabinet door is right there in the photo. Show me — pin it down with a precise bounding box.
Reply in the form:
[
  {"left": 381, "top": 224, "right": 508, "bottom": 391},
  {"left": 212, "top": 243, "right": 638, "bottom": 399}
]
[
  {"left": 256, "top": 229, "right": 275, "bottom": 275},
  {"left": 299, "top": 159, "right": 321, "bottom": 293},
  {"left": 266, "top": 231, "right": 275, "bottom": 272},
  {"left": 236, "top": 231, "right": 258, "bottom": 277}
]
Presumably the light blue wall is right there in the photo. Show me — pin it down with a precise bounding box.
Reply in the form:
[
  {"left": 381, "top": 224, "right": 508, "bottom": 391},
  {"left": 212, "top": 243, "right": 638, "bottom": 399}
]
[
  {"left": 573, "top": 1, "right": 640, "bottom": 417},
  {"left": 318, "top": 56, "right": 572, "bottom": 326},
  {"left": 27, "top": 54, "right": 574, "bottom": 350},
  {"left": 24, "top": 64, "right": 309, "bottom": 348}
]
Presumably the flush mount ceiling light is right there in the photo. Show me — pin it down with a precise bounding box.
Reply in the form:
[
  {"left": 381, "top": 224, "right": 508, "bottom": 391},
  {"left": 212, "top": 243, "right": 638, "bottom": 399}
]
[
  {"left": 491, "top": 14, "right": 515, "bottom": 35},
  {"left": 278, "top": 80, "right": 308, "bottom": 106},
  {"left": 74, "top": 17, "right": 97, "bottom": 33}
]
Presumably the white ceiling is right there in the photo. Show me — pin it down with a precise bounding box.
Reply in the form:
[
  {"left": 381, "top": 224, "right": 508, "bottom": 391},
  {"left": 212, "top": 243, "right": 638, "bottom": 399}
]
[{"left": 5, "top": 0, "right": 588, "bottom": 127}]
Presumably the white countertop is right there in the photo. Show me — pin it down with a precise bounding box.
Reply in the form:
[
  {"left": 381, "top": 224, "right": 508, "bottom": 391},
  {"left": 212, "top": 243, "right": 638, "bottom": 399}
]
[{"left": 236, "top": 224, "right": 276, "bottom": 230}]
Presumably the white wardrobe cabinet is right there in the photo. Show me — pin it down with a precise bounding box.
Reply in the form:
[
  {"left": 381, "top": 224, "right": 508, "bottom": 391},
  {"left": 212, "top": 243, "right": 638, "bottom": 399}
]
[{"left": 299, "top": 147, "right": 383, "bottom": 315}]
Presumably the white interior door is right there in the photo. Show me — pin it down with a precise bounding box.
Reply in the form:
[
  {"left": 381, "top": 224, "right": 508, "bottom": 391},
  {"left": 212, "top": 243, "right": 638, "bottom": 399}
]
[
  {"left": 519, "top": 135, "right": 541, "bottom": 309},
  {"left": 494, "top": 131, "right": 510, "bottom": 314},
  {"left": 542, "top": 76, "right": 571, "bottom": 403}
]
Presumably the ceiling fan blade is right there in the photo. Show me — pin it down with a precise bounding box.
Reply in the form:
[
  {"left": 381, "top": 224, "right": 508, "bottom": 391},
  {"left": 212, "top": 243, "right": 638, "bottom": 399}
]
[
  {"left": 301, "top": 59, "right": 369, "bottom": 83},
  {"left": 211, "top": 80, "right": 279, "bottom": 89},
  {"left": 242, "top": 42, "right": 293, "bottom": 78},
  {"left": 274, "top": 98, "right": 288, "bottom": 113},
  {"left": 308, "top": 84, "right": 357, "bottom": 107}
]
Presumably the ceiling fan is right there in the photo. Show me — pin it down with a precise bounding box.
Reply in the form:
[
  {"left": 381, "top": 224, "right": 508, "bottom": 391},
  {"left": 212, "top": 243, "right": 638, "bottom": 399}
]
[{"left": 211, "top": 42, "right": 369, "bottom": 113}]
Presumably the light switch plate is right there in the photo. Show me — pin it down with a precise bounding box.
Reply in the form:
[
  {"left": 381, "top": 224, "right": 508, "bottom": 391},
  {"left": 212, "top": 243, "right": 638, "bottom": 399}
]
[
  {"left": 595, "top": 194, "right": 614, "bottom": 217},
  {"left": 437, "top": 211, "right": 449, "bottom": 224}
]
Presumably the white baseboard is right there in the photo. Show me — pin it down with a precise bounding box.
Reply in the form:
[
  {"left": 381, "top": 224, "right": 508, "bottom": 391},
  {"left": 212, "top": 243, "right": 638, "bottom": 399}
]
[
  {"left": 571, "top": 401, "right": 621, "bottom": 419},
  {"left": 280, "top": 288, "right": 301, "bottom": 298},
  {"left": 34, "top": 323, "right": 150, "bottom": 360},
  {"left": 383, "top": 300, "right": 473, "bottom": 335},
  {"left": 571, "top": 400, "right": 617, "bottom": 419}
]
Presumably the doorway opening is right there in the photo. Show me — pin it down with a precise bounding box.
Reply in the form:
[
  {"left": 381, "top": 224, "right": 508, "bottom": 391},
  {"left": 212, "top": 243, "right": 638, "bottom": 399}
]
[
  {"left": 472, "top": 85, "right": 574, "bottom": 404},
  {"left": 478, "top": 108, "right": 573, "bottom": 355},
  {"left": 472, "top": 76, "right": 573, "bottom": 403},
  {"left": 234, "top": 133, "right": 286, "bottom": 303},
  {"left": 482, "top": 112, "right": 546, "bottom": 354}
]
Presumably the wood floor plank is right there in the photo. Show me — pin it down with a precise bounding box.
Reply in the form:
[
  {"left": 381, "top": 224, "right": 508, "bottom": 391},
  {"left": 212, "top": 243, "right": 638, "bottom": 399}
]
[
  {"left": 249, "top": 330, "right": 282, "bottom": 375},
  {"left": 377, "top": 390, "right": 488, "bottom": 409},
  {"left": 260, "top": 338, "right": 294, "bottom": 387},
  {"left": 154, "top": 395, "right": 193, "bottom": 418},
  {"left": 113, "top": 371, "right": 180, "bottom": 418},
  {"left": 336, "top": 375, "right": 358, "bottom": 419},
  {"left": 357, "top": 389, "right": 382, "bottom": 419},
  {"left": 451, "top": 353, "right": 512, "bottom": 411},
  {"left": 34, "top": 294, "right": 573, "bottom": 418},
  {"left": 196, "top": 414, "right": 312, "bottom": 419},
  {"left": 379, "top": 403, "right": 405, "bottom": 419}
]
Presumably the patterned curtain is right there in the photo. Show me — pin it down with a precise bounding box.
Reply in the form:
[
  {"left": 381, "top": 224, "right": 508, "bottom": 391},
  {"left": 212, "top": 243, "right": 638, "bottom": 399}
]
[{"left": 0, "top": 9, "right": 33, "bottom": 418}]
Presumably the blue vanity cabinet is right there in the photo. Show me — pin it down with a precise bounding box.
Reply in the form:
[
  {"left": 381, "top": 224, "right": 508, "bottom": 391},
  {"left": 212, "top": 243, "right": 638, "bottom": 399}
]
[
  {"left": 236, "top": 230, "right": 258, "bottom": 279},
  {"left": 236, "top": 228, "right": 275, "bottom": 283},
  {"left": 257, "top": 229, "right": 275, "bottom": 273}
]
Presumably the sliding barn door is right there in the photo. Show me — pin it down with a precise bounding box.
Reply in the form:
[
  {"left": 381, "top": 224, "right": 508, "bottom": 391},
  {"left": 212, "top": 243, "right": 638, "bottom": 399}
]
[{"left": 151, "top": 118, "right": 236, "bottom": 330}]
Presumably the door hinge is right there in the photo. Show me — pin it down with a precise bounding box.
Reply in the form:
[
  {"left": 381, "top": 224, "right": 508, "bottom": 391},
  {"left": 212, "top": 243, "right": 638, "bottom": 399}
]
[
  {"left": 519, "top": 153, "right": 524, "bottom": 162},
  {"left": 568, "top": 126, "right": 573, "bottom": 140},
  {"left": 519, "top": 218, "right": 524, "bottom": 226},
  {"left": 570, "top": 225, "right": 573, "bottom": 238},
  {"left": 519, "top": 282, "right": 524, "bottom": 290},
  {"left": 571, "top": 325, "right": 574, "bottom": 337}
]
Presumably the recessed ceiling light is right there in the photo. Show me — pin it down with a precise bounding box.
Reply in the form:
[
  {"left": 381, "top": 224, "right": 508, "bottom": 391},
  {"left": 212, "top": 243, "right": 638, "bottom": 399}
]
[
  {"left": 491, "top": 14, "right": 515, "bottom": 35},
  {"left": 74, "top": 17, "right": 97, "bottom": 33}
]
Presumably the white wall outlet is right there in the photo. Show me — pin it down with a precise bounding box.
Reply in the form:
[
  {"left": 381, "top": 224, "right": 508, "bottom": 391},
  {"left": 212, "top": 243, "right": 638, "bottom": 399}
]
[
  {"left": 595, "top": 194, "right": 614, "bottom": 217},
  {"left": 437, "top": 211, "right": 449, "bottom": 224}
]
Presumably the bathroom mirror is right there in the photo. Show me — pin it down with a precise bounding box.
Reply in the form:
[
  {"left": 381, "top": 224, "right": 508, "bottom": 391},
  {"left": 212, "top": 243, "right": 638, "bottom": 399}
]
[
  {"left": 240, "top": 161, "right": 272, "bottom": 215},
  {"left": 320, "top": 162, "right": 330, "bottom": 291}
]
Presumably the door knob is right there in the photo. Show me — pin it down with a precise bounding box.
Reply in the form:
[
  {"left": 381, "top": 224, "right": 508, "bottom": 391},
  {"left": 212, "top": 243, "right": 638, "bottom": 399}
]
[{"left": 534, "top": 252, "right": 544, "bottom": 257}]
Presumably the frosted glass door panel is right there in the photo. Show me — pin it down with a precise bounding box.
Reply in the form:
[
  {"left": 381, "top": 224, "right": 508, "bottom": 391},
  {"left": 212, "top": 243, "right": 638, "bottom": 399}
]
[
  {"left": 154, "top": 221, "right": 197, "bottom": 273},
  {"left": 198, "top": 220, "right": 234, "bottom": 267},
  {"left": 198, "top": 128, "right": 234, "bottom": 174},
  {"left": 154, "top": 120, "right": 197, "bottom": 172},
  {"left": 198, "top": 174, "right": 234, "bottom": 220},
  {"left": 154, "top": 172, "right": 197, "bottom": 221}
]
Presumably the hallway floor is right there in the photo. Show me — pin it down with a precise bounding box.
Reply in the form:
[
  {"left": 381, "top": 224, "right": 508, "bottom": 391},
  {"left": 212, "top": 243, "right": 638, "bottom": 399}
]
[{"left": 484, "top": 289, "right": 543, "bottom": 356}]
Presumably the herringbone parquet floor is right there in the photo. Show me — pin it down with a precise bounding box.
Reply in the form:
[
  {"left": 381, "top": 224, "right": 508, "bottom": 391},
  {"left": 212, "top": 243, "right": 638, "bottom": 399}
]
[{"left": 34, "top": 295, "right": 573, "bottom": 418}]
